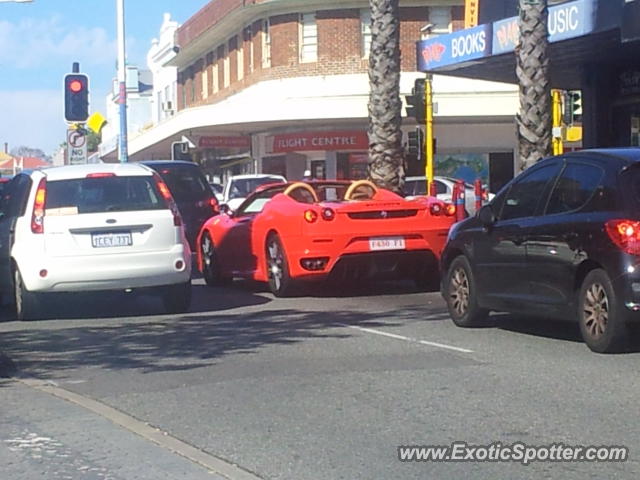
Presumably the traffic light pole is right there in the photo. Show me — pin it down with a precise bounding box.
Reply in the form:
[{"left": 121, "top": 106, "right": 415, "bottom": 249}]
[
  {"left": 424, "top": 73, "right": 435, "bottom": 194},
  {"left": 116, "top": 0, "right": 129, "bottom": 163},
  {"left": 551, "top": 89, "right": 564, "bottom": 156}
]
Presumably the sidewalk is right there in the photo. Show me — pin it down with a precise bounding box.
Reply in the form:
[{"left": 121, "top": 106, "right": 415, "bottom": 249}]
[{"left": 0, "top": 378, "right": 226, "bottom": 480}]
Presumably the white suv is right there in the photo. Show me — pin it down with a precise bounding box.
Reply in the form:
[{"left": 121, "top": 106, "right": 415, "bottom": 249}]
[{"left": 0, "top": 163, "right": 192, "bottom": 320}]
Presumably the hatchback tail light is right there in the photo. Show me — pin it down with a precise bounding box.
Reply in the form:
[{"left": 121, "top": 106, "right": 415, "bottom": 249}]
[
  {"left": 31, "top": 178, "right": 47, "bottom": 234},
  {"left": 605, "top": 219, "right": 640, "bottom": 255},
  {"left": 209, "top": 197, "right": 219, "bottom": 214},
  {"left": 154, "top": 174, "right": 182, "bottom": 226}
]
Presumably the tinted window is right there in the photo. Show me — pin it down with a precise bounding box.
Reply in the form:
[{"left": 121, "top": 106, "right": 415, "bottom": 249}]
[
  {"left": 500, "top": 164, "right": 560, "bottom": 221},
  {"left": 545, "top": 163, "right": 604, "bottom": 215},
  {"left": 155, "top": 166, "right": 210, "bottom": 201},
  {"left": 46, "top": 176, "right": 164, "bottom": 214},
  {"left": 435, "top": 180, "right": 448, "bottom": 195},
  {"left": 1, "top": 175, "right": 31, "bottom": 218}
]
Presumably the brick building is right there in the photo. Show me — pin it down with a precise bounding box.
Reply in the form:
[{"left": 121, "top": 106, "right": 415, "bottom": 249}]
[{"left": 101, "top": 1, "right": 519, "bottom": 189}]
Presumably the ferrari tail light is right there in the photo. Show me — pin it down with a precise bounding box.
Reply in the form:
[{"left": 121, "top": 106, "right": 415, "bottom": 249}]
[
  {"left": 154, "top": 174, "right": 182, "bottom": 226},
  {"left": 445, "top": 203, "right": 456, "bottom": 216},
  {"left": 321, "top": 207, "right": 335, "bottom": 221},
  {"left": 429, "top": 203, "right": 443, "bottom": 216},
  {"left": 31, "top": 178, "right": 47, "bottom": 234},
  {"left": 606, "top": 219, "right": 640, "bottom": 255},
  {"left": 304, "top": 209, "right": 318, "bottom": 223}
]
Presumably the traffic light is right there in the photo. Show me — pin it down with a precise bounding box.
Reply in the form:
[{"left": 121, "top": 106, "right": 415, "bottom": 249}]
[
  {"left": 407, "top": 128, "right": 424, "bottom": 158},
  {"left": 64, "top": 73, "right": 89, "bottom": 123},
  {"left": 562, "top": 90, "right": 582, "bottom": 125},
  {"left": 405, "top": 78, "right": 426, "bottom": 123}
]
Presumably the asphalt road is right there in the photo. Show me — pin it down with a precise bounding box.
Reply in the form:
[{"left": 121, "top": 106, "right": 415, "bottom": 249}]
[{"left": 1, "top": 278, "right": 640, "bottom": 479}]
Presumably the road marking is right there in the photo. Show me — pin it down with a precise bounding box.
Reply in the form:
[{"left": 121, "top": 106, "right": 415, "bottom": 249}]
[
  {"left": 340, "top": 324, "right": 474, "bottom": 354},
  {"left": 20, "top": 378, "right": 264, "bottom": 480}
]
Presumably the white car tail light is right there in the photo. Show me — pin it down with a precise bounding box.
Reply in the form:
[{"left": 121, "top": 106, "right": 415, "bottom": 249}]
[
  {"left": 31, "top": 178, "right": 47, "bottom": 234},
  {"left": 154, "top": 174, "right": 182, "bottom": 226}
]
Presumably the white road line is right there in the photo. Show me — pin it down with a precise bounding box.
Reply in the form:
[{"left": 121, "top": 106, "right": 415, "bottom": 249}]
[{"left": 340, "top": 324, "right": 474, "bottom": 354}]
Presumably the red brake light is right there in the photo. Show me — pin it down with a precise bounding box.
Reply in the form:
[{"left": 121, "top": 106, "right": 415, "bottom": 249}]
[
  {"left": 209, "top": 197, "right": 219, "bottom": 213},
  {"left": 304, "top": 209, "right": 318, "bottom": 223},
  {"left": 86, "top": 172, "right": 116, "bottom": 178},
  {"left": 154, "top": 175, "right": 182, "bottom": 226},
  {"left": 606, "top": 219, "right": 640, "bottom": 255},
  {"left": 31, "top": 178, "right": 47, "bottom": 234}
]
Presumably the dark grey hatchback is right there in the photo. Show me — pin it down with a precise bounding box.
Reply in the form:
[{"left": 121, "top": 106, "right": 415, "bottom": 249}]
[
  {"left": 142, "top": 161, "right": 219, "bottom": 248},
  {"left": 441, "top": 148, "right": 640, "bottom": 353}
]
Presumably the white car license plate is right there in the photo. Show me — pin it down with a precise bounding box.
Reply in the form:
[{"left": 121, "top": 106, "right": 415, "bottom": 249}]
[
  {"left": 91, "top": 232, "right": 133, "bottom": 248},
  {"left": 368, "top": 236, "right": 405, "bottom": 251}
]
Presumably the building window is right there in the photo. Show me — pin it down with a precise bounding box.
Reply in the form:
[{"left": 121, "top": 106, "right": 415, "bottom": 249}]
[
  {"left": 190, "top": 72, "right": 196, "bottom": 104},
  {"left": 360, "top": 9, "right": 372, "bottom": 58},
  {"left": 245, "top": 26, "right": 254, "bottom": 74},
  {"left": 429, "top": 6, "right": 452, "bottom": 35},
  {"left": 223, "top": 44, "right": 230, "bottom": 88},
  {"left": 211, "top": 53, "right": 219, "bottom": 93},
  {"left": 300, "top": 13, "right": 317, "bottom": 63},
  {"left": 202, "top": 67, "right": 209, "bottom": 99},
  {"left": 262, "top": 19, "right": 271, "bottom": 68},
  {"left": 236, "top": 34, "right": 244, "bottom": 81}
]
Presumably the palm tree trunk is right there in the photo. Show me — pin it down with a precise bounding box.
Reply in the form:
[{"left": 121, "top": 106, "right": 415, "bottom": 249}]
[
  {"left": 367, "top": 0, "right": 405, "bottom": 194},
  {"left": 516, "top": 0, "right": 551, "bottom": 172}
]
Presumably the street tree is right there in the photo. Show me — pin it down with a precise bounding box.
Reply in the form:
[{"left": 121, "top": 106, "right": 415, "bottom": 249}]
[
  {"left": 516, "top": 0, "right": 551, "bottom": 171},
  {"left": 367, "top": 0, "right": 405, "bottom": 194}
]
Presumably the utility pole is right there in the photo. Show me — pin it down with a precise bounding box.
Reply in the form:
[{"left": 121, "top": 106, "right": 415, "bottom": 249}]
[
  {"left": 116, "top": 0, "right": 129, "bottom": 163},
  {"left": 424, "top": 73, "right": 435, "bottom": 194},
  {"left": 551, "top": 89, "right": 564, "bottom": 155}
]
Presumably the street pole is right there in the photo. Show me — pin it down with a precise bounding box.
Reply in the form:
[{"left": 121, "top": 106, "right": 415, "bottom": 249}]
[
  {"left": 116, "top": 0, "right": 129, "bottom": 163},
  {"left": 551, "top": 89, "right": 564, "bottom": 156},
  {"left": 424, "top": 73, "right": 435, "bottom": 194}
]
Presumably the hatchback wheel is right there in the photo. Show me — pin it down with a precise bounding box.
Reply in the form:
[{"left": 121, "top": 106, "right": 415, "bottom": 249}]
[
  {"left": 163, "top": 282, "right": 191, "bottom": 314},
  {"left": 14, "top": 268, "right": 40, "bottom": 321},
  {"left": 445, "top": 256, "right": 487, "bottom": 327},
  {"left": 200, "top": 233, "right": 231, "bottom": 287},
  {"left": 266, "top": 233, "right": 293, "bottom": 297},
  {"left": 578, "top": 269, "right": 627, "bottom": 353}
]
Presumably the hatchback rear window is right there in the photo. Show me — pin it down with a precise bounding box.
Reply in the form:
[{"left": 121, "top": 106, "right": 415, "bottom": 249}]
[
  {"left": 155, "top": 166, "right": 210, "bottom": 201},
  {"left": 45, "top": 176, "right": 165, "bottom": 214}
]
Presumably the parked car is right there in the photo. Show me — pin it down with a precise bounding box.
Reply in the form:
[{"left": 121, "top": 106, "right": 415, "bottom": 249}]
[
  {"left": 209, "top": 181, "right": 223, "bottom": 202},
  {"left": 404, "top": 176, "right": 493, "bottom": 215},
  {"left": 197, "top": 179, "right": 456, "bottom": 296},
  {"left": 222, "top": 174, "right": 286, "bottom": 211},
  {"left": 142, "top": 160, "right": 219, "bottom": 248},
  {"left": 0, "top": 163, "right": 192, "bottom": 319},
  {"left": 441, "top": 148, "right": 640, "bottom": 353}
]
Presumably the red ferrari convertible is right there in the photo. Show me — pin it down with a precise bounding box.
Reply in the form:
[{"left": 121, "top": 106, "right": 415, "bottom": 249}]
[{"left": 196, "top": 180, "right": 456, "bottom": 296}]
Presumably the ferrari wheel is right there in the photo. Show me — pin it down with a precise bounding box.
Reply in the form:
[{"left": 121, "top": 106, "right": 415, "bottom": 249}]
[
  {"left": 266, "top": 233, "right": 293, "bottom": 297},
  {"left": 200, "top": 233, "right": 231, "bottom": 287}
]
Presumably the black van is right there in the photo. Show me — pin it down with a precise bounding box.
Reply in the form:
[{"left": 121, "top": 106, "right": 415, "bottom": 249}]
[{"left": 142, "top": 161, "right": 219, "bottom": 249}]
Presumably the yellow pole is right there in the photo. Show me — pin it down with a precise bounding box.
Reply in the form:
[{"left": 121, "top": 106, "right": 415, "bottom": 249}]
[
  {"left": 425, "top": 73, "right": 434, "bottom": 193},
  {"left": 552, "top": 89, "right": 563, "bottom": 156}
]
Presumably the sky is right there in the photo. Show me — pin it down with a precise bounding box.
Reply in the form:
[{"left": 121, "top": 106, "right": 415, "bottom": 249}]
[{"left": 0, "top": 0, "right": 209, "bottom": 156}]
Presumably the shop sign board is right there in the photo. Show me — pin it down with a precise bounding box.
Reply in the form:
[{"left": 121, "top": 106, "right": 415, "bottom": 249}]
[
  {"left": 492, "top": 0, "right": 596, "bottom": 55},
  {"left": 416, "top": 24, "right": 491, "bottom": 71},
  {"left": 267, "top": 131, "right": 369, "bottom": 154},
  {"left": 198, "top": 136, "right": 251, "bottom": 149}
]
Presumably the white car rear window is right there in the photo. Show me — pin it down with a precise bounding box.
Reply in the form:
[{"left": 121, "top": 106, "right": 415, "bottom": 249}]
[{"left": 46, "top": 176, "right": 165, "bottom": 214}]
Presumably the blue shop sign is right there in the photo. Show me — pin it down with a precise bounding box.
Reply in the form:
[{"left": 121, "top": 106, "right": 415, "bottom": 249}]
[
  {"left": 493, "top": 0, "right": 596, "bottom": 55},
  {"left": 416, "top": 24, "right": 491, "bottom": 71}
]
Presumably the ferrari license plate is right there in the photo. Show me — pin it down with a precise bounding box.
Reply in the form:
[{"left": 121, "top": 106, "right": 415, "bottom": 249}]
[
  {"left": 91, "top": 232, "right": 133, "bottom": 248},
  {"left": 368, "top": 236, "right": 405, "bottom": 251}
]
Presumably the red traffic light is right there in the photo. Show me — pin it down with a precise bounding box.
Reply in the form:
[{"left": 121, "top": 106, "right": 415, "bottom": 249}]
[{"left": 69, "top": 79, "right": 83, "bottom": 93}]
